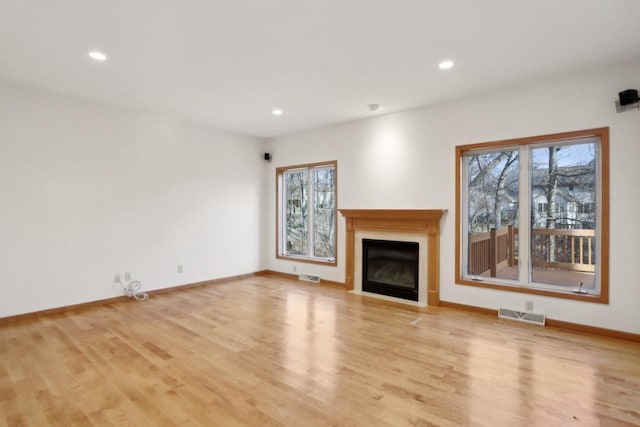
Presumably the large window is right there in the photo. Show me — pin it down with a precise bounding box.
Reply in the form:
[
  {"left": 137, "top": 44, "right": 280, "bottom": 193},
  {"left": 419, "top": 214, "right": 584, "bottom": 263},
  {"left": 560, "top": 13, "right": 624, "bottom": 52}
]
[
  {"left": 277, "top": 161, "right": 337, "bottom": 265},
  {"left": 455, "top": 128, "right": 609, "bottom": 303}
]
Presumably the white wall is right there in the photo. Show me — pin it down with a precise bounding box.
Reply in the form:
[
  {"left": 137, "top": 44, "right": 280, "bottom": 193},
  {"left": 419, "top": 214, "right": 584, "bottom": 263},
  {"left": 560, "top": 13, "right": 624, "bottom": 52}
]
[
  {"left": 0, "top": 83, "right": 266, "bottom": 317},
  {"left": 266, "top": 59, "right": 640, "bottom": 334}
]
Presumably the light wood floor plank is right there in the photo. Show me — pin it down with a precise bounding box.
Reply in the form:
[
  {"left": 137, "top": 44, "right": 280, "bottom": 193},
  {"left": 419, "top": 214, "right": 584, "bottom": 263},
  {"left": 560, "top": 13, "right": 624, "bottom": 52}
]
[{"left": 1, "top": 274, "right": 639, "bottom": 426}]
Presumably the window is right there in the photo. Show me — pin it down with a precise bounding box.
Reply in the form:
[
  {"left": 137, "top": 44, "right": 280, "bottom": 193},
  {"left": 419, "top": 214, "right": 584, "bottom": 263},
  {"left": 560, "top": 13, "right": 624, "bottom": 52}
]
[
  {"left": 276, "top": 161, "right": 337, "bottom": 265},
  {"left": 578, "top": 202, "right": 595, "bottom": 214},
  {"left": 455, "top": 128, "right": 608, "bottom": 303}
]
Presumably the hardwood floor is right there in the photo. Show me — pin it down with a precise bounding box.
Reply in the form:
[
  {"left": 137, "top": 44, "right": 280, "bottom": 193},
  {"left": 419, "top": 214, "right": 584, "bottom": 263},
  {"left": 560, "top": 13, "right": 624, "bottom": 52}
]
[{"left": 1, "top": 274, "right": 639, "bottom": 426}]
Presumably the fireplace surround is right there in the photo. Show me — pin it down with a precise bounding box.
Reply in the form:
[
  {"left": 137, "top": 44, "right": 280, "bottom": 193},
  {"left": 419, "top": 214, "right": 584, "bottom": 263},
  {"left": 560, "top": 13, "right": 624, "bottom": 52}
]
[{"left": 339, "top": 209, "right": 446, "bottom": 306}]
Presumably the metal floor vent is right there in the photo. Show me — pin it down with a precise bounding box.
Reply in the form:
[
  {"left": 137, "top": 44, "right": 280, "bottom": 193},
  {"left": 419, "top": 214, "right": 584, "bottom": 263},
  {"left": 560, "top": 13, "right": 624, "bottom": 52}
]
[
  {"left": 498, "top": 308, "right": 546, "bottom": 326},
  {"left": 298, "top": 274, "right": 320, "bottom": 283}
]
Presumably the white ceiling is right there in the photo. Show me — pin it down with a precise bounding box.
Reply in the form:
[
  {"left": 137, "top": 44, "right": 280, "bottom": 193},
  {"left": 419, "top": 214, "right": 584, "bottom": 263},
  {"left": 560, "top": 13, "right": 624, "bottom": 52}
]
[{"left": 1, "top": 0, "right": 639, "bottom": 138}]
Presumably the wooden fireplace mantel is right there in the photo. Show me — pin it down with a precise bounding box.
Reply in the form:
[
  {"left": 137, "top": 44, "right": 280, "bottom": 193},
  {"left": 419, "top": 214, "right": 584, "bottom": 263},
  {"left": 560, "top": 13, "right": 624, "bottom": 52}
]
[{"left": 339, "top": 209, "right": 447, "bottom": 306}]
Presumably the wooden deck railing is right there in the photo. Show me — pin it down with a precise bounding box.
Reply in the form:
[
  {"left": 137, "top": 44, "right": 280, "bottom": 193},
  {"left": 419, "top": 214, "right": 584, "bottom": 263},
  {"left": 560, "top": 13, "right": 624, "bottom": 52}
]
[
  {"left": 532, "top": 228, "right": 595, "bottom": 273},
  {"left": 468, "top": 227, "right": 595, "bottom": 277},
  {"left": 468, "top": 226, "right": 517, "bottom": 276}
]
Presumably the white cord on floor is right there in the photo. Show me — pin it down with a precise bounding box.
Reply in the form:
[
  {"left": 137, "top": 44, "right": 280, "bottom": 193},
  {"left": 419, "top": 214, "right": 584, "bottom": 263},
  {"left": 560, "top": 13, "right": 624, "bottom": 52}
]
[{"left": 116, "top": 276, "right": 149, "bottom": 301}]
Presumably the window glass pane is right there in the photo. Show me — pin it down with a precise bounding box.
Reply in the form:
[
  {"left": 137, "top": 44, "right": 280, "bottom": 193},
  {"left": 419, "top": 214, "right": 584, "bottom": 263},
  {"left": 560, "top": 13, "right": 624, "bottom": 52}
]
[
  {"left": 465, "top": 150, "right": 519, "bottom": 280},
  {"left": 312, "top": 168, "right": 336, "bottom": 258},
  {"left": 530, "top": 142, "right": 597, "bottom": 289},
  {"left": 284, "top": 170, "right": 308, "bottom": 256}
]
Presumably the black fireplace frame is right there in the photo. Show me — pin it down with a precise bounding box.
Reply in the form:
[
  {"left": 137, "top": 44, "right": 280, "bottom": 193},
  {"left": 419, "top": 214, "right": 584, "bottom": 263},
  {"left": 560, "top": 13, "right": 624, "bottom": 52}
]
[{"left": 362, "top": 239, "right": 419, "bottom": 301}]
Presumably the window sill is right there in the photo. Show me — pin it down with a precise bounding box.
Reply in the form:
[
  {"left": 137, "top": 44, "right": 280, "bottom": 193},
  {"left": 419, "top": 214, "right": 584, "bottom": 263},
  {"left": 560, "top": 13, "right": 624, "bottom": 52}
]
[
  {"left": 455, "top": 277, "right": 608, "bottom": 304},
  {"left": 277, "top": 254, "right": 337, "bottom": 267}
]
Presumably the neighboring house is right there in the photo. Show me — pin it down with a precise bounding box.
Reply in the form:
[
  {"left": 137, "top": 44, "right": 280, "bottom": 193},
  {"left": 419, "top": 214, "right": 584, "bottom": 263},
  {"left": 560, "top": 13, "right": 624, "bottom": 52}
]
[{"left": 531, "top": 162, "right": 596, "bottom": 229}]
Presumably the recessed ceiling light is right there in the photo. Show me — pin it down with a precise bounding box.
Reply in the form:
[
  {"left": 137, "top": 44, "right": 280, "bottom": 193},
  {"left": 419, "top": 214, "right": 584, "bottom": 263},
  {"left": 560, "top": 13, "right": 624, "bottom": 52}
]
[
  {"left": 272, "top": 109, "right": 283, "bottom": 116},
  {"left": 438, "top": 60, "right": 454, "bottom": 70},
  {"left": 89, "top": 51, "right": 107, "bottom": 61},
  {"left": 368, "top": 104, "right": 380, "bottom": 112}
]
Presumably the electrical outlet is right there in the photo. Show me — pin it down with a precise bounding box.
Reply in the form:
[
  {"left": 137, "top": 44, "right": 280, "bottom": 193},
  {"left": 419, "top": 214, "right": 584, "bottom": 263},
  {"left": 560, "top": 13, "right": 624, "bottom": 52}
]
[
  {"left": 525, "top": 300, "right": 534, "bottom": 312},
  {"left": 114, "top": 273, "right": 120, "bottom": 283},
  {"left": 178, "top": 264, "right": 183, "bottom": 273},
  {"left": 125, "top": 272, "right": 132, "bottom": 281}
]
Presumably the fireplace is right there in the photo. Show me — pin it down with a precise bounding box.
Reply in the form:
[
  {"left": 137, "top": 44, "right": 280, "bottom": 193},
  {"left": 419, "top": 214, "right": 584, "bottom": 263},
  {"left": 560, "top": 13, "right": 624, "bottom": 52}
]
[
  {"left": 339, "top": 209, "right": 446, "bottom": 306},
  {"left": 362, "top": 239, "right": 419, "bottom": 301}
]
